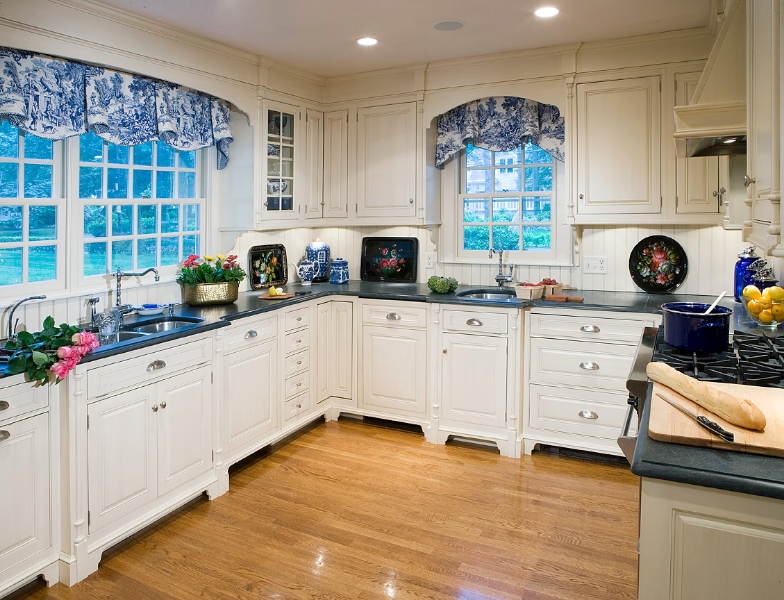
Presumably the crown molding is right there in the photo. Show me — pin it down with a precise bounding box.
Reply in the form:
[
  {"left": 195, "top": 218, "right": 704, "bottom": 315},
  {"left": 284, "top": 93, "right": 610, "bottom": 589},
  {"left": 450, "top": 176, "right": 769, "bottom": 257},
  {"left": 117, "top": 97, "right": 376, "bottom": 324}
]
[
  {"left": 325, "top": 62, "right": 429, "bottom": 85},
  {"left": 577, "top": 26, "right": 714, "bottom": 53}
]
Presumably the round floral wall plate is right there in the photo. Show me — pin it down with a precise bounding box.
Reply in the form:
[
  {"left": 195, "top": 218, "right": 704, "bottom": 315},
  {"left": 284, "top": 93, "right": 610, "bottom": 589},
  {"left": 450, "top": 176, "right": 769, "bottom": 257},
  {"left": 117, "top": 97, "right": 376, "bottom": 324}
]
[{"left": 628, "top": 235, "right": 688, "bottom": 293}]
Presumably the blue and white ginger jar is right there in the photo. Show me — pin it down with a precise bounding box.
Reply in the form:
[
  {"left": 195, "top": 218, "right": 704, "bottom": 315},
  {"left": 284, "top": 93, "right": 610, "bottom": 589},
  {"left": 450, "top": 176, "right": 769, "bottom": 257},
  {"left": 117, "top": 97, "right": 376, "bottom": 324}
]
[
  {"left": 306, "top": 238, "right": 330, "bottom": 282},
  {"left": 329, "top": 258, "right": 349, "bottom": 284}
]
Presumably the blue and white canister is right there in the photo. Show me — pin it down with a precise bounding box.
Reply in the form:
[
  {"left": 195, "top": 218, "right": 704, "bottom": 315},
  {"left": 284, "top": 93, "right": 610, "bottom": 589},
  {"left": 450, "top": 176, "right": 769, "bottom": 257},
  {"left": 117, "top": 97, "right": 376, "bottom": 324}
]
[
  {"left": 306, "top": 238, "right": 330, "bottom": 282},
  {"left": 329, "top": 258, "right": 349, "bottom": 284}
]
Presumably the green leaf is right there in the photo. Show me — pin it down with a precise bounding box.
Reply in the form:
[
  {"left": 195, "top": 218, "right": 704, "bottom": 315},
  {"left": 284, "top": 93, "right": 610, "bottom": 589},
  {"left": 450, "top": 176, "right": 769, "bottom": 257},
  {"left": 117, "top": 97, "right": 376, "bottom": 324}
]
[
  {"left": 43, "top": 316, "right": 55, "bottom": 329},
  {"left": 32, "top": 350, "right": 49, "bottom": 366},
  {"left": 16, "top": 330, "right": 35, "bottom": 345},
  {"left": 7, "top": 355, "right": 27, "bottom": 374}
]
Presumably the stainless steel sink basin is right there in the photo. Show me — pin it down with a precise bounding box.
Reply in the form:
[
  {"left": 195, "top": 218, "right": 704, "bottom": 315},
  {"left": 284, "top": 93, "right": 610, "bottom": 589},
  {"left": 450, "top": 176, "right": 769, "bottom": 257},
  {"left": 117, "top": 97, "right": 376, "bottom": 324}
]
[
  {"left": 123, "top": 316, "right": 204, "bottom": 334},
  {"left": 118, "top": 331, "right": 149, "bottom": 341},
  {"left": 455, "top": 288, "right": 518, "bottom": 301}
]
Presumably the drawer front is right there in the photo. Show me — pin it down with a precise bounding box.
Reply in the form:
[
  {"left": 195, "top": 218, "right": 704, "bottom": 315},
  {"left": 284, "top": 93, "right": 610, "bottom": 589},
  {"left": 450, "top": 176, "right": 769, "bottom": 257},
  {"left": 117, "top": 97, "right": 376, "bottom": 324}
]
[
  {"left": 87, "top": 337, "right": 213, "bottom": 400},
  {"left": 284, "top": 391, "right": 310, "bottom": 422},
  {"left": 224, "top": 314, "right": 277, "bottom": 354},
  {"left": 285, "top": 307, "right": 310, "bottom": 331},
  {"left": 284, "top": 328, "right": 310, "bottom": 355},
  {"left": 530, "top": 312, "right": 656, "bottom": 344},
  {"left": 0, "top": 379, "right": 48, "bottom": 424},
  {"left": 443, "top": 310, "right": 508, "bottom": 335},
  {"left": 528, "top": 384, "right": 633, "bottom": 440},
  {"left": 284, "top": 349, "right": 309, "bottom": 377},
  {"left": 285, "top": 371, "right": 310, "bottom": 399},
  {"left": 362, "top": 303, "right": 427, "bottom": 328},
  {"left": 529, "top": 338, "right": 635, "bottom": 391}
]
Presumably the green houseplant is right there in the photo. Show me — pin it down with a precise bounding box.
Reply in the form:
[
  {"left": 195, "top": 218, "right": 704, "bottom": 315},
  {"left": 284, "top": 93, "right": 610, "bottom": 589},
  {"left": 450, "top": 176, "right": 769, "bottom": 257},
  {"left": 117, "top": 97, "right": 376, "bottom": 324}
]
[{"left": 177, "top": 254, "right": 246, "bottom": 306}]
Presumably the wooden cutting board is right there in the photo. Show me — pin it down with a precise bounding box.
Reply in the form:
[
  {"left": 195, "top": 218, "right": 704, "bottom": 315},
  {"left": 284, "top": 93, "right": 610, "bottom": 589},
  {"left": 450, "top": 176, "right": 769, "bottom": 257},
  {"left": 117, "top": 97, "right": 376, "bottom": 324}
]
[
  {"left": 648, "top": 381, "right": 784, "bottom": 457},
  {"left": 257, "top": 293, "right": 295, "bottom": 300}
]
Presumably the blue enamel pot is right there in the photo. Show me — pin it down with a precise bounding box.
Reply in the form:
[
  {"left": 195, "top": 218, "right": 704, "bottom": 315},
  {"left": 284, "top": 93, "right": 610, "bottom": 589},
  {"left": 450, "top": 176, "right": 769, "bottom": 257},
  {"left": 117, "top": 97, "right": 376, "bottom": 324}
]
[{"left": 661, "top": 302, "right": 732, "bottom": 353}]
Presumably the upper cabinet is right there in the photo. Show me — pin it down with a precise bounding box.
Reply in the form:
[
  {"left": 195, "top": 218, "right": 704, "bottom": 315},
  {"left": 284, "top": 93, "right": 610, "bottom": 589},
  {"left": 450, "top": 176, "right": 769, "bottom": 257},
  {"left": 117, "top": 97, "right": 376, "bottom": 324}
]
[
  {"left": 323, "top": 110, "right": 349, "bottom": 218},
  {"left": 304, "top": 109, "right": 324, "bottom": 220},
  {"left": 260, "top": 100, "right": 301, "bottom": 223}
]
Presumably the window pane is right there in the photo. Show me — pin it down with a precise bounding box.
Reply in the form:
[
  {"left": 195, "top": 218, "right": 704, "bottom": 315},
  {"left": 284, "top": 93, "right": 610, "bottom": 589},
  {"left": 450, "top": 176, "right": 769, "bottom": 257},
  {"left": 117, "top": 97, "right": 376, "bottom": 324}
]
[
  {"left": 0, "top": 247, "right": 22, "bottom": 285},
  {"left": 83, "top": 205, "right": 107, "bottom": 238},
  {"left": 178, "top": 171, "right": 196, "bottom": 198},
  {"left": 492, "top": 226, "right": 520, "bottom": 251},
  {"left": 107, "top": 168, "right": 128, "bottom": 199},
  {"left": 24, "top": 164, "right": 52, "bottom": 198},
  {"left": 463, "top": 199, "right": 489, "bottom": 223},
  {"left": 495, "top": 168, "right": 521, "bottom": 192},
  {"left": 107, "top": 143, "right": 129, "bottom": 165},
  {"left": 179, "top": 150, "right": 195, "bottom": 169},
  {"left": 137, "top": 204, "right": 157, "bottom": 234},
  {"left": 156, "top": 171, "right": 174, "bottom": 198},
  {"left": 29, "top": 206, "right": 57, "bottom": 241},
  {"left": 80, "top": 132, "right": 103, "bottom": 163},
  {"left": 463, "top": 226, "right": 489, "bottom": 251},
  {"left": 265, "top": 197, "right": 280, "bottom": 211},
  {"left": 79, "top": 166, "right": 103, "bottom": 198},
  {"left": 281, "top": 112, "right": 294, "bottom": 138},
  {"left": 161, "top": 236, "right": 179, "bottom": 266},
  {"left": 133, "top": 141, "right": 153, "bottom": 166},
  {"left": 465, "top": 170, "right": 491, "bottom": 194},
  {"left": 183, "top": 204, "right": 200, "bottom": 231},
  {"left": 281, "top": 146, "right": 293, "bottom": 160},
  {"left": 157, "top": 142, "right": 175, "bottom": 167},
  {"left": 84, "top": 242, "right": 107, "bottom": 276},
  {"left": 494, "top": 148, "right": 521, "bottom": 166},
  {"left": 0, "top": 121, "right": 18, "bottom": 158},
  {"left": 133, "top": 169, "right": 152, "bottom": 198},
  {"left": 523, "top": 197, "right": 551, "bottom": 222},
  {"left": 182, "top": 234, "right": 199, "bottom": 259},
  {"left": 524, "top": 143, "right": 553, "bottom": 164},
  {"left": 524, "top": 166, "right": 553, "bottom": 192},
  {"left": 23, "top": 134, "right": 53, "bottom": 160},
  {"left": 0, "top": 206, "right": 22, "bottom": 242},
  {"left": 0, "top": 163, "right": 19, "bottom": 197},
  {"left": 281, "top": 196, "right": 293, "bottom": 211},
  {"left": 492, "top": 199, "right": 519, "bottom": 222},
  {"left": 523, "top": 226, "right": 551, "bottom": 251},
  {"left": 111, "top": 205, "right": 133, "bottom": 236},
  {"left": 161, "top": 204, "right": 179, "bottom": 233},
  {"left": 465, "top": 144, "right": 491, "bottom": 167},
  {"left": 112, "top": 240, "right": 133, "bottom": 271},
  {"left": 29, "top": 245, "right": 56, "bottom": 282},
  {"left": 137, "top": 238, "right": 157, "bottom": 268}
]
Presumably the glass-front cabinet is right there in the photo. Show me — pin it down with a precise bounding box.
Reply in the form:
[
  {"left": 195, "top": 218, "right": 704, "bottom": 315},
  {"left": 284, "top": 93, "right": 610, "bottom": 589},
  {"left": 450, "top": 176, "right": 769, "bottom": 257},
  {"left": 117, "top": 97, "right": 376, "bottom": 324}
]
[{"left": 262, "top": 100, "right": 299, "bottom": 221}]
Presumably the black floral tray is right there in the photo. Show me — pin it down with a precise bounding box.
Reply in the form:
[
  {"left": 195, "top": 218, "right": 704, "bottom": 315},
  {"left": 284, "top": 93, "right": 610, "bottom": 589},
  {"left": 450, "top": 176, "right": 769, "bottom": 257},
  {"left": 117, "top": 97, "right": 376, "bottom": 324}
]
[
  {"left": 360, "top": 237, "right": 418, "bottom": 282},
  {"left": 248, "top": 244, "right": 288, "bottom": 290},
  {"left": 628, "top": 235, "right": 688, "bottom": 293}
]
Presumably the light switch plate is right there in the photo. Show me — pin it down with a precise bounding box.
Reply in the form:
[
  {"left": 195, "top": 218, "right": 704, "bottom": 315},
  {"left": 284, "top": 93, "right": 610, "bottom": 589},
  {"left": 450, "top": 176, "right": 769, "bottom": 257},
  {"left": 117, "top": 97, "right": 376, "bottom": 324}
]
[
  {"left": 425, "top": 252, "right": 435, "bottom": 269},
  {"left": 583, "top": 256, "right": 607, "bottom": 274}
]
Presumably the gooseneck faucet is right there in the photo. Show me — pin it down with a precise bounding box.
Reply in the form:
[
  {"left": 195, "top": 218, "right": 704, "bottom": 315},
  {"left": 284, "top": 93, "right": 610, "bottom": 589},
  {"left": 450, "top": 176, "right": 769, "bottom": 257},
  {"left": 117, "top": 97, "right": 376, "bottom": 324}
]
[
  {"left": 6, "top": 295, "right": 47, "bottom": 341},
  {"left": 114, "top": 267, "right": 160, "bottom": 306},
  {"left": 489, "top": 247, "right": 515, "bottom": 289}
]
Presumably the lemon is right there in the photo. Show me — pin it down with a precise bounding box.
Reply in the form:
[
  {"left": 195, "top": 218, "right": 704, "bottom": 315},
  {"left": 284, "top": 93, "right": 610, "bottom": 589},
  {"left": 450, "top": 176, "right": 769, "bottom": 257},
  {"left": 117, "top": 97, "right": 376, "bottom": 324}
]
[
  {"left": 759, "top": 309, "right": 774, "bottom": 324},
  {"left": 743, "top": 285, "right": 762, "bottom": 300},
  {"left": 768, "top": 286, "right": 784, "bottom": 302},
  {"left": 268, "top": 286, "right": 277, "bottom": 296},
  {"left": 763, "top": 287, "right": 772, "bottom": 299},
  {"left": 747, "top": 299, "right": 763, "bottom": 315},
  {"left": 772, "top": 304, "right": 784, "bottom": 321}
]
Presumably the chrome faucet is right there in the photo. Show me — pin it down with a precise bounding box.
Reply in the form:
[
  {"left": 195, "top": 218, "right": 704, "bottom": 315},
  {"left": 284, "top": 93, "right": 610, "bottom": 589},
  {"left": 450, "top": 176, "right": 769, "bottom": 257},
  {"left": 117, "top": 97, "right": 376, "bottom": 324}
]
[
  {"left": 114, "top": 267, "right": 160, "bottom": 306},
  {"left": 489, "top": 247, "right": 515, "bottom": 289},
  {"left": 6, "top": 295, "right": 47, "bottom": 341},
  {"left": 87, "top": 297, "right": 100, "bottom": 326}
]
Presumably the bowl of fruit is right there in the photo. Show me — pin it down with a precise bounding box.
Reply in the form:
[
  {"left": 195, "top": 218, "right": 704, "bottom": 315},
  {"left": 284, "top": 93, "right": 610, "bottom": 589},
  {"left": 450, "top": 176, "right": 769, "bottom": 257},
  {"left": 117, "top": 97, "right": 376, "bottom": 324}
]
[
  {"left": 741, "top": 284, "right": 784, "bottom": 327},
  {"left": 540, "top": 278, "right": 563, "bottom": 296},
  {"left": 515, "top": 282, "right": 544, "bottom": 300}
]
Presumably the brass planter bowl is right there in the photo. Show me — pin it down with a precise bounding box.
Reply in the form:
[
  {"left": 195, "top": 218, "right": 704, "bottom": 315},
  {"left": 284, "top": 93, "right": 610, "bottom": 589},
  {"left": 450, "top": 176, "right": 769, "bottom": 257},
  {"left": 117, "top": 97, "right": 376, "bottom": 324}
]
[{"left": 180, "top": 281, "right": 239, "bottom": 306}]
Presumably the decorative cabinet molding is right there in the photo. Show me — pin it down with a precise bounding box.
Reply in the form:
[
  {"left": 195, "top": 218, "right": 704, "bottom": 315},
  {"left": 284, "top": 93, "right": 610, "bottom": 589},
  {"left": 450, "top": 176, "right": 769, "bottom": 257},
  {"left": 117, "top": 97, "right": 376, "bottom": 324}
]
[
  {"left": 304, "top": 109, "right": 324, "bottom": 220},
  {"left": 323, "top": 110, "right": 349, "bottom": 218}
]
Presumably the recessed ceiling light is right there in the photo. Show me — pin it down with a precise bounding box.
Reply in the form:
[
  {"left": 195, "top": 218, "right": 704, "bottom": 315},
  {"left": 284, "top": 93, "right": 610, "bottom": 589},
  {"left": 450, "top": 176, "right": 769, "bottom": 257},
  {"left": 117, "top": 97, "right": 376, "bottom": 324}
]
[
  {"left": 357, "top": 37, "right": 378, "bottom": 46},
  {"left": 534, "top": 7, "right": 559, "bottom": 18},
  {"left": 433, "top": 20, "right": 465, "bottom": 32}
]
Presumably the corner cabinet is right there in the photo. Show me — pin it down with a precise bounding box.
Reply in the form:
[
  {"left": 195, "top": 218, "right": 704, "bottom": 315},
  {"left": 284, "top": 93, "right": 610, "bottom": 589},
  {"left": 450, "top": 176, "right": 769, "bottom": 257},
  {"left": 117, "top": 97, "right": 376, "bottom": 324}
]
[
  {"left": 316, "top": 300, "right": 353, "bottom": 404},
  {"left": 259, "top": 100, "right": 301, "bottom": 223}
]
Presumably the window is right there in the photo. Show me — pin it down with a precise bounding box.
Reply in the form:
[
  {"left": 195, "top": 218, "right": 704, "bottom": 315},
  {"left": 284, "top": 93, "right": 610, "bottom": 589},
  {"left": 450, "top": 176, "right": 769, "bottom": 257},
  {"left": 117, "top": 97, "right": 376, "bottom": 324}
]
[
  {"left": 78, "top": 133, "right": 203, "bottom": 279},
  {"left": 460, "top": 142, "right": 554, "bottom": 257},
  {"left": 0, "top": 121, "right": 63, "bottom": 290}
]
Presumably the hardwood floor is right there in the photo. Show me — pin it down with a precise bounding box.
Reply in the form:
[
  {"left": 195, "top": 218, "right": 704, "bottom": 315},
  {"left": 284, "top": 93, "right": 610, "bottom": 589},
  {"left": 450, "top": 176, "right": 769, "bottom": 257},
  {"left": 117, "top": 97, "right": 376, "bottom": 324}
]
[{"left": 10, "top": 418, "right": 640, "bottom": 600}]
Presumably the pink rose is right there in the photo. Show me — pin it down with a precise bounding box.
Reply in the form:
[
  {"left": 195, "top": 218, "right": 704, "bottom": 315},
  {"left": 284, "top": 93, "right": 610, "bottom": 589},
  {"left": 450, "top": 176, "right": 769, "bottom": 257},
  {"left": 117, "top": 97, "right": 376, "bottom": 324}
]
[
  {"left": 381, "top": 259, "right": 389, "bottom": 268},
  {"left": 651, "top": 248, "right": 668, "bottom": 271},
  {"left": 50, "top": 360, "right": 73, "bottom": 380},
  {"left": 389, "top": 258, "right": 398, "bottom": 267},
  {"left": 656, "top": 273, "right": 669, "bottom": 284},
  {"left": 58, "top": 345, "right": 80, "bottom": 360},
  {"left": 381, "top": 248, "right": 388, "bottom": 256}
]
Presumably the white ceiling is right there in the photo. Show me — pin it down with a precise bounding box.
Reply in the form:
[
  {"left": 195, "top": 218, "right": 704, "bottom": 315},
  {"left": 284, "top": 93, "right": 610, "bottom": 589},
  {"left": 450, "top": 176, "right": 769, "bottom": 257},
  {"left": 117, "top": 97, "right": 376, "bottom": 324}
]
[{"left": 95, "top": 0, "right": 714, "bottom": 78}]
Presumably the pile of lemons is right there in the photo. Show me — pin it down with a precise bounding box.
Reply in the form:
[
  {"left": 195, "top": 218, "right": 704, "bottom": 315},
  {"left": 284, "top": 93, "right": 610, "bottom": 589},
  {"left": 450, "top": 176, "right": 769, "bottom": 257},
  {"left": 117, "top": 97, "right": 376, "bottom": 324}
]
[{"left": 742, "top": 284, "right": 784, "bottom": 324}]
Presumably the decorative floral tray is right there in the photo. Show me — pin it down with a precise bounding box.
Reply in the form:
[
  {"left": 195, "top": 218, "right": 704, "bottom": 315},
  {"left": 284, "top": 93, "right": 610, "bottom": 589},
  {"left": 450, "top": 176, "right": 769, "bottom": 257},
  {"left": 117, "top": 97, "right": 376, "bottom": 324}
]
[
  {"left": 628, "top": 235, "right": 688, "bottom": 293},
  {"left": 360, "top": 237, "right": 418, "bottom": 282},
  {"left": 248, "top": 244, "right": 288, "bottom": 290}
]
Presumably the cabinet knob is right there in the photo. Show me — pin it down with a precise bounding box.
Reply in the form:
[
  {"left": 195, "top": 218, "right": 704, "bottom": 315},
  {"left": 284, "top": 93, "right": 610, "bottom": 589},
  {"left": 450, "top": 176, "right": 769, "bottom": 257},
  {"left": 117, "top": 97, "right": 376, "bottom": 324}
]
[
  {"left": 579, "top": 361, "right": 600, "bottom": 371},
  {"left": 297, "top": 382, "right": 302, "bottom": 387},
  {"left": 160, "top": 401, "right": 167, "bottom": 409},
  {"left": 578, "top": 410, "right": 599, "bottom": 420},
  {"left": 409, "top": 198, "right": 414, "bottom": 204},
  {"left": 297, "top": 360, "right": 302, "bottom": 365},
  {"left": 296, "top": 339, "right": 302, "bottom": 344},
  {"left": 296, "top": 317, "right": 302, "bottom": 322},
  {"left": 580, "top": 325, "right": 600, "bottom": 333},
  {"left": 296, "top": 403, "right": 302, "bottom": 409},
  {"left": 151, "top": 404, "right": 159, "bottom": 412},
  {"left": 579, "top": 193, "right": 584, "bottom": 200},
  {"left": 146, "top": 360, "right": 166, "bottom": 373},
  {"left": 0, "top": 401, "right": 9, "bottom": 411},
  {"left": 0, "top": 430, "right": 9, "bottom": 442},
  {"left": 443, "top": 349, "right": 447, "bottom": 354},
  {"left": 466, "top": 318, "right": 483, "bottom": 327},
  {"left": 744, "top": 175, "right": 756, "bottom": 188},
  {"left": 245, "top": 330, "right": 258, "bottom": 339},
  {"left": 386, "top": 313, "right": 401, "bottom": 321}
]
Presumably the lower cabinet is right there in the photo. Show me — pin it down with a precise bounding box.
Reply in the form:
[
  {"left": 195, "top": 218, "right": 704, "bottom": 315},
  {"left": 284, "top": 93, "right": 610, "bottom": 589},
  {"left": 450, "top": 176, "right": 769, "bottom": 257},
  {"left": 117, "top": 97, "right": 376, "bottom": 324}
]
[{"left": 316, "top": 300, "right": 353, "bottom": 403}]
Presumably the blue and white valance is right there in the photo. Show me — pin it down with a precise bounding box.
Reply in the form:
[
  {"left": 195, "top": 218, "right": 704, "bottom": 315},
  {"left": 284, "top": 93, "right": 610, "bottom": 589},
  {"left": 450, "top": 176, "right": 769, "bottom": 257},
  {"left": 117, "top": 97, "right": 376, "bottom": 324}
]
[
  {"left": 436, "top": 96, "right": 564, "bottom": 168},
  {"left": 0, "top": 47, "right": 234, "bottom": 169}
]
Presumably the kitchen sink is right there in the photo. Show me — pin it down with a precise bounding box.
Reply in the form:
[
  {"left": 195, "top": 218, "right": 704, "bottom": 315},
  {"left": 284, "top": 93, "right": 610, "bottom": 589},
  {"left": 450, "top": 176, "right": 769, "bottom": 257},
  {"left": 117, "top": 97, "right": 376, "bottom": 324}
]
[
  {"left": 455, "top": 288, "right": 518, "bottom": 301},
  {"left": 122, "top": 316, "right": 204, "bottom": 334},
  {"left": 117, "top": 331, "right": 149, "bottom": 341}
]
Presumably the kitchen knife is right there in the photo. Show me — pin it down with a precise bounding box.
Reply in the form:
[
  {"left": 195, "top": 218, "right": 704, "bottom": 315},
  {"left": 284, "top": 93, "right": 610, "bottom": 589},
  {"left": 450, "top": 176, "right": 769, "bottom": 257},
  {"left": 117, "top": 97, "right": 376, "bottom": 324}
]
[{"left": 656, "top": 393, "right": 735, "bottom": 443}]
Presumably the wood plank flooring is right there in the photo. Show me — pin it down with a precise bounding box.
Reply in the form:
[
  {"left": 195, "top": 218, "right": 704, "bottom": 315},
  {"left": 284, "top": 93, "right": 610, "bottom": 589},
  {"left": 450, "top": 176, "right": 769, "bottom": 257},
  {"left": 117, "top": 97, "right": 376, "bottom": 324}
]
[{"left": 10, "top": 419, "right": 640, "bottom": 600}]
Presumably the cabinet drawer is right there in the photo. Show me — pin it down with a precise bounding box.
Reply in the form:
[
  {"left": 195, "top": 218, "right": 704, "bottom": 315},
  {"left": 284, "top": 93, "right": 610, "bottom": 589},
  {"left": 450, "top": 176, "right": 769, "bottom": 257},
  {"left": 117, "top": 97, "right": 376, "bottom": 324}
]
[
  {"left": 0, "top": 379, "right": 48, "bottom": 424},
  {"left": 528, "top": 384, "right": 632, "bottom": 440},
  {"left": 284, "top": 391, "right": 310, "bottom": 422},
  {"left": 87, "top": 337, "right": 212, "bottom": 400},
  {"left": 284, "top": 328, "right": 310, "bottom": 355},
  {"left": 285, "top": 307, "right": 310, "bottom": 331},
  {"left": 285, "top": 371, "right": 310, "bottom": 399},
  {"left": 362, "top": 302, "right": 427, "bottom": 328},
  {"left": 530, "top": 312, "right": 656, "bottom": 344},
  {"left": 284, "top": 349, "right": 309, "bottom": 377},
  {"left": 224, "top": 314, "right": 277, "bottom": 354},
  {"left": 529, "top": 338, "right": 635, "bottom": 392},
  {"left": 443, "top": 310, "right": 508, "bottom": 335}
]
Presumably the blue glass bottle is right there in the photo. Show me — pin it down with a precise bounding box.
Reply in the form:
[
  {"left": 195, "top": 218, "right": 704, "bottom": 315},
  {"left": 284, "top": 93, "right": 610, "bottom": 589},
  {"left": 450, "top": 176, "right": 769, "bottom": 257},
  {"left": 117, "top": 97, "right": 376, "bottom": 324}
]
[{"left": 734, "top": 246, "right": 759, "bottom": 301}]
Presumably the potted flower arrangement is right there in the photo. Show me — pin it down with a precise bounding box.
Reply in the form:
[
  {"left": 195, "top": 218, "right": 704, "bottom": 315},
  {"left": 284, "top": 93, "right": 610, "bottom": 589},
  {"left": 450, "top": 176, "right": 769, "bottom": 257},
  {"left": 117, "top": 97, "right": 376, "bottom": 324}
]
[
  {"left": 177, "top": 254, "right": 246, "bottom": 306},
  {"left": 4, "top": 317, "right": 99, "bottom": 386}
]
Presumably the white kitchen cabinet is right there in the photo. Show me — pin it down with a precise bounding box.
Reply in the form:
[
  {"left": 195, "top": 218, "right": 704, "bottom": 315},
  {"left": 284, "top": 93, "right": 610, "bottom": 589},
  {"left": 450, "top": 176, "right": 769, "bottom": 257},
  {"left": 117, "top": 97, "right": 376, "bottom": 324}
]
[
  {"left": 323, "top": 110, "right": 349, "bottom": 218},
  {"left": 260, "top": 99, "right": 301, "bottom": 223},
  {"left": 316, "top": 300, "right": 353, "bottom": 403},
  {"left": 281, "top": 304, "right": 314, "bottom": 424},
  {"left": 355, "top": 102, "right": 417, "bottom": 219},
  {"left": 576, "top": 76, "right": 661, "bottom": 215},
  {"left": 304, "top": 109, "right": 324, "bottom": 219}
]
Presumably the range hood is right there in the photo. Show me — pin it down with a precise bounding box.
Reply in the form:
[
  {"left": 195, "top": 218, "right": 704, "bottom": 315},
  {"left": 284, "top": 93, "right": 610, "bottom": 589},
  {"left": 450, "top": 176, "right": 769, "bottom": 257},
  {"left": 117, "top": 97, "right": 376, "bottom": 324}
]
[{"left": 673, "top": 0, "right": 746, "bottom": 158}]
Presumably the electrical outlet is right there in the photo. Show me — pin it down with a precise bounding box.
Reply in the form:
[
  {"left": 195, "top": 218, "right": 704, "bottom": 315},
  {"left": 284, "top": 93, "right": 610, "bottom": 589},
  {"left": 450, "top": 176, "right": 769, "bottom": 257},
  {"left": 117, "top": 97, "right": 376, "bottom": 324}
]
[
  {"left": 425, "top": 252, "right": 435, "bottom": 269},
  {"left": 583, "top": 256, "right": 608, "bottom": 274}
]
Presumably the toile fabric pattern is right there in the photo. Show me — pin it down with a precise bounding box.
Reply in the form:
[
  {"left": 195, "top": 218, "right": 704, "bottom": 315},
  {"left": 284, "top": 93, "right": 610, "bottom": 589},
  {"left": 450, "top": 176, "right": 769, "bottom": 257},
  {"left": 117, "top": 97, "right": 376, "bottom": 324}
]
[
  {"left": 0, "top": 47, "right": 234, "bottom": 169},
  {"left": 435, "top": 96, "right": 564, "bottom": 168}
]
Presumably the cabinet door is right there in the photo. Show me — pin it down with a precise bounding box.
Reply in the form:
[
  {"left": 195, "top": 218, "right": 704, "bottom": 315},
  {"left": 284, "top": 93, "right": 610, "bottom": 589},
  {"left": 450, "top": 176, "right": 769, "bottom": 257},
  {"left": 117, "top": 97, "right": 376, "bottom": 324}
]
[
  {"left": 577, "top": 77, "right": 661, "bottom": 214},
  {"left": 441, "top": 333, "right": 507, "bottom": 428},
  {"left": 88, "top": 386, "right": 157, "bottom": 532},
  {"left": 324, "top": 110, "right": 349, "bottom": 218},
  {"left": 356, "top": 102, "right": 417, "bottom": 218},
  {"left": 157, "top": 366, "right": 213, "bottom": 496},
  {"left": 361, "top": 325, "right": 426, "bottom": 415},
  {"left": 0, "top": 412, "right": 51, "bottom": 574},
  {"left": 316, "top": 302, "right": 331, "bottom": 403},
  {"left": 332, "top": 302, "right": 353, "bottom": 399},
  {"left": 305, "top": 109, "right": 324, "bottom": 219},
  {"left": 262, "top": 100, "right": 300, "bottom": 221}
]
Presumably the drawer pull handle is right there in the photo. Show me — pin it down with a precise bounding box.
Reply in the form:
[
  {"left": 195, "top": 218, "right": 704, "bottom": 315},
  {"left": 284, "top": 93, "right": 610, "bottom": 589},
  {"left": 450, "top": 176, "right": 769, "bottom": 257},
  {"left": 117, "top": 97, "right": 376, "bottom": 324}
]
[
  {"left": 0, "top": 430, "right": 9, "bottom": 442},
  {"left": 245, "top": 330, "right": 258, "bottom": 339},
  {"left": 466, "top": 318, "right": 483, "bottom": 327},
  {"left": 580, "top": 325, "right": 600, "bottom": 333},
  {"left": 151, "top": 404, "right": 159, "bottom": 412},
  {"left": 578, "top": 410, "right": 599, "bottom": 420},
  {"left": 297, "top": 360, "right": 302, "bottom": 365},
  {"left": 0, "top": 401, "right": 9, "bottom": 411},
  {"left": 146, "top": 360, "right": 166, "bottom": 373},
  {"left": 386, "top": 313, "right": 402, "bottom": 321},
  {"left": 579, "top": 361, "right": 599, "bottom": 371},
  {"left": 160, "top": 401, "right": 167, "bottom": 409}
]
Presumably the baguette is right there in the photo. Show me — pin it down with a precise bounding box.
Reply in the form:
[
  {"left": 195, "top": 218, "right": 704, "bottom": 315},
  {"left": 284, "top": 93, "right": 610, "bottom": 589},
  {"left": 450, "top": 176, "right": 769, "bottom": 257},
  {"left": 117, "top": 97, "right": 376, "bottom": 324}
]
[{"left": 646, "top": 362, "right": 767, "bottom": 431}]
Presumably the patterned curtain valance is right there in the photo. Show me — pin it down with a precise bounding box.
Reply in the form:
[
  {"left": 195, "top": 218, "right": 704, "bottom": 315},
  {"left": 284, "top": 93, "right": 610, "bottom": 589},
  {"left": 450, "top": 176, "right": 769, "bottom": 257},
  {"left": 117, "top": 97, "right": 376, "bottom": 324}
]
[
  {"left": 436, "top": 96, "right": 564, "bottom": 169},
  {"left": 0, "top": 48, "right": 234, "bottom": 169}
]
